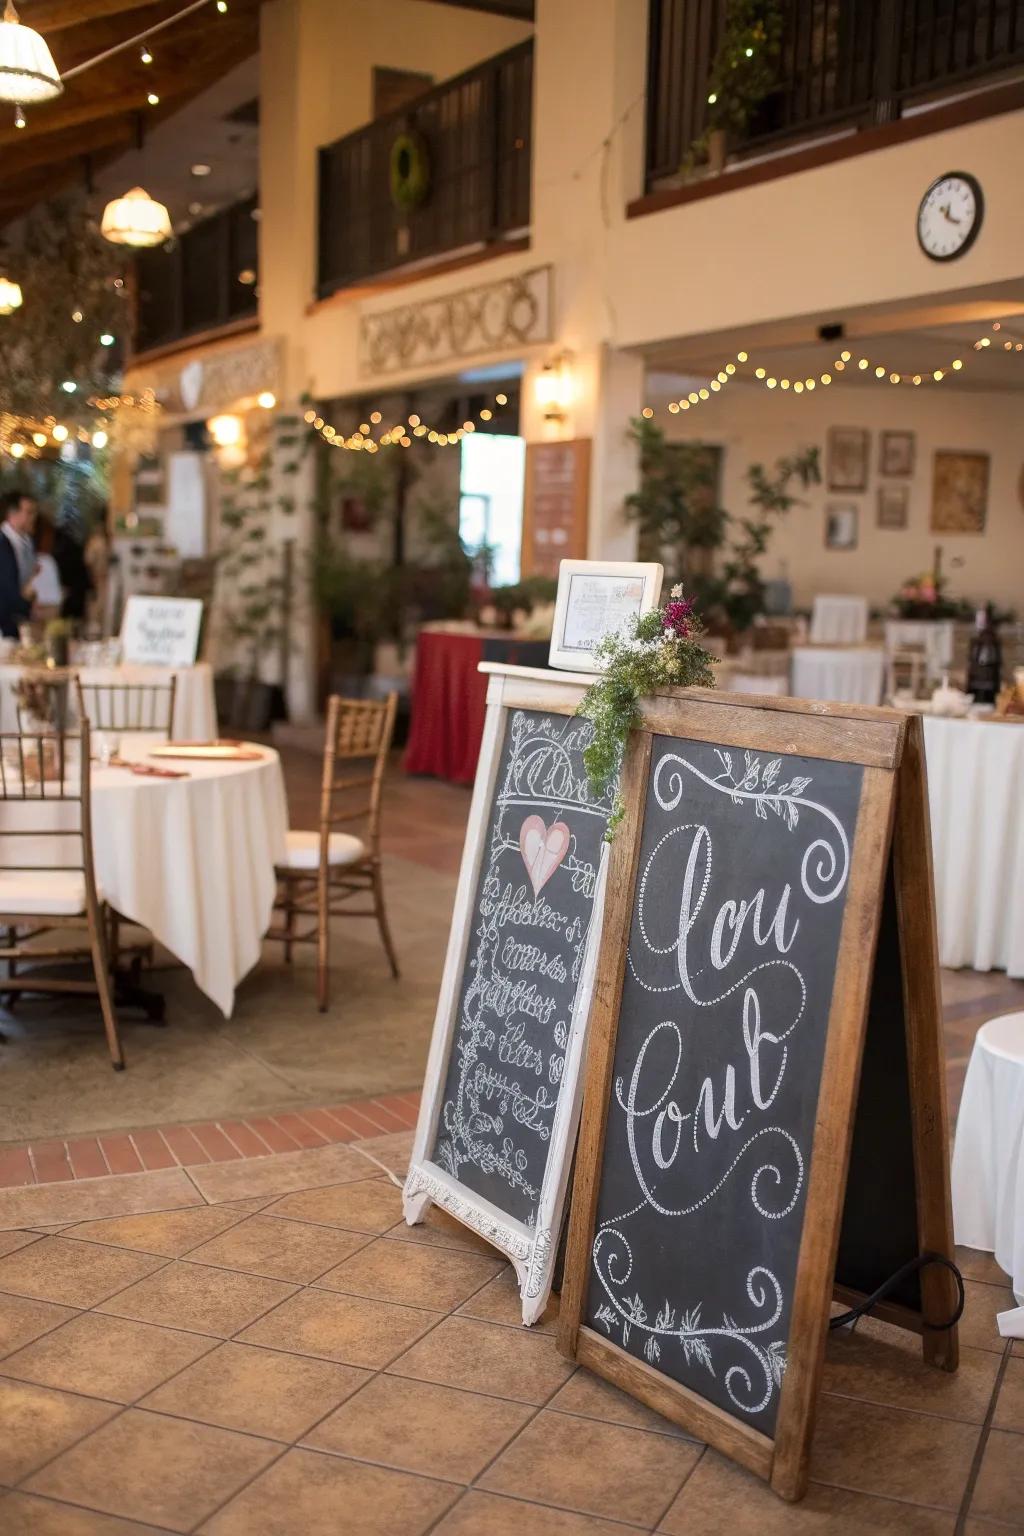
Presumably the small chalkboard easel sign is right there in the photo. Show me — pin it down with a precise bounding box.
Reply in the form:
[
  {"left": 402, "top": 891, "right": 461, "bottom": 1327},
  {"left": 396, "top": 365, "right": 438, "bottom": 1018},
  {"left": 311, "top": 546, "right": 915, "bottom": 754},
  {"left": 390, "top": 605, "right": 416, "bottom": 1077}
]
[
  {"left": 557, "top": 689, "right": 957, "bottom": 1502},
  {"left": 404, "top": 663, "right": 617, "bottom": 1322}
]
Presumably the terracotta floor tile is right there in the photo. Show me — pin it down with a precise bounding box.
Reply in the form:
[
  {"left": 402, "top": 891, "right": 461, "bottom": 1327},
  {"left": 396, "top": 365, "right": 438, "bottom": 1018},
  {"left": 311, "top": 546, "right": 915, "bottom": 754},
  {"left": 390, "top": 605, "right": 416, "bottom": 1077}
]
[
  {"left": 0, "top": 1377, "right": 120, "bottom": 1484},
  {"left": 237, "top": 1287, "right": 439, "bottom": 1368},
  {"left": 994, "top": 1357, "right": 1024, "bottom": 1433},
  {"left": 0, "top": 1311, "right": 216, "bottom": 1403},
  {"left": 0, "top": 1236, "right": 164, "bottom": 1309},
  {"left": 548, "top": 1367, "right": 690, "bottom": 1437},
  {"left": 960, "top": 1277, "right": 1018, "bottom": 1353},
  {"left": 658, "top": 1448, "right": 956, "bottom": 1534},
  {"left": 318, "top": 1235, "right": 502, "bottom": 1309},
  {"left": 0, "top": 1491, "right": 162, "bottom": 1535},
  {"left": 433, "top": 1491, "right": 632, "bottom": 1536},
  {"left": 822, "top": 1328, "right": 1000, "bottom": 1422},
  {"left": 350, "top": 1130, "right": 415, "bottom": 1178},
  {"left": 0, "top": 1293, "right": 76, "bottom": 1357},
  {"left": 304, "top": 1373, "right": 531, "bottom": 1482},
  {"left": 263, "top": 1178, "right": 403, "bottom": 1234},
  {"left": 199, "top": 1446, "right": 459, "bottom": 1536},
  {"left": 0, "top": 1169, "right": 200, "bottom": 1231},
  {"left": 388, "top": 1205, "right": 500, "bottom": 1256},
  {"left": 479, "top": 1408, "right": 701, "bottom": 1526},
  {"left": 970, "top": 1427, "right": 1024, "bottom": 1525},
  {"left": 388, "top": 1315, "right": 575, "bottom": 1404},
  {"left": 956, "top": 1246, "right": 1015, "bottom": 1288},
  {"left": 185, "top": 1145, "right": 372, "bottom": 1204},
  {"left": 26, "top": 1408, "right": 280, "bottom": 1533},
  {"left": 810, "top": 1393, "right": 980, "bottom": 1509},
  {"left": 61, "top": 1207, "right": 245, "bottom": 1259},
  {"left": 184, "top": 1214, "right": 369, "bottom": 1283},
  {"left": 456, "top": 1265, "right": 558, "bottom": 1332},
  {"left": 141, "top": 1341, "right": 369, "bottom": 1441},
  {"left": 96, "top": 1261, "right": 297, "bottom": 1338},
  {"left": 0, "top": 1231, "right": 38, "bottom": 1258}
]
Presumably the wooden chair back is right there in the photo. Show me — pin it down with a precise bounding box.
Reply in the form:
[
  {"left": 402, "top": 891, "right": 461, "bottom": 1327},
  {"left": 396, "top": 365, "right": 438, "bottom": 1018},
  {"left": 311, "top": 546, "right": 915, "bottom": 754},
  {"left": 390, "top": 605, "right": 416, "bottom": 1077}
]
[
  {"left": 319, "top": 694, "right": 398, "bottom": 862},
  {"left": 75, "top": 676, "right": 177, "bottom": 737},
  {"left": 0, "top": 722, "right": 97, "bottom": 887}
]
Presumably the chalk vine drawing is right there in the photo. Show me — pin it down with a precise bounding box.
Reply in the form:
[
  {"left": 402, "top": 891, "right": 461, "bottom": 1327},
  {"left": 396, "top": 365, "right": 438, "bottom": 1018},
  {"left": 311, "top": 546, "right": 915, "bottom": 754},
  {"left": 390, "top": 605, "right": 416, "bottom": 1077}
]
[
  {"left": 589, "top": 739, "right": 856, "bottom": 1422},
  {"left": 433, "top": 710, "right": 614, "bottom": 1222}
]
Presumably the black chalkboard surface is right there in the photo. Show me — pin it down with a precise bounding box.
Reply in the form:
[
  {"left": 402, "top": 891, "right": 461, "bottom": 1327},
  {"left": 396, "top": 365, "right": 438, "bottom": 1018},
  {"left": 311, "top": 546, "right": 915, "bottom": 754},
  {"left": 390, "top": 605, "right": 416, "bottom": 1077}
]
[
  {"left": 583, "top": 735, "right": 862, "bottom": 1437},
  {"left": 431, "top": 706, "right": 612, "bottom": 1222},
  {"left": 558, "top": 692, "right": 957, "bottom": 1503},
  {"left": 405, "top": 666, "right": 618, "bottom": 1323}
]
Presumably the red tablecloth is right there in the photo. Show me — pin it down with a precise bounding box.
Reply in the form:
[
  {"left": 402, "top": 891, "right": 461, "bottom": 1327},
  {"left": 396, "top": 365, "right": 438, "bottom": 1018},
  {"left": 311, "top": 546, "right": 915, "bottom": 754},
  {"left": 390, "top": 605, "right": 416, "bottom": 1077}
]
[{"left": 404, "top": 630, "right": 551, "bottom": 784}]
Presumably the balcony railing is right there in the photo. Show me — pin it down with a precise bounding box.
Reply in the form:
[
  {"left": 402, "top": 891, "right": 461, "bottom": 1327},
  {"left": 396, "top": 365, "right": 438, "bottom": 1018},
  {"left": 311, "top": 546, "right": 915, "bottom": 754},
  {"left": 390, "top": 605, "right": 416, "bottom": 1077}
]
[
  {"left": 134, "top": 195, "right": 260, "bottom": 356},
  {"left": 645, "top": 0, "right": 1024, "bottom": 187},
  {"left": 317, "top": 39, "right": 533, "bottom": 297}
]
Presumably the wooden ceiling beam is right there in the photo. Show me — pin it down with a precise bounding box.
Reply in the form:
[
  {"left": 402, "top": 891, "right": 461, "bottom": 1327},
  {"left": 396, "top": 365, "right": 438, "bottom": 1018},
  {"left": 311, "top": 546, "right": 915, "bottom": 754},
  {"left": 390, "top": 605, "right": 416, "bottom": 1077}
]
[
  {"left": 26, "top": 0, "right": 194, "bottom": 34},
  {"left": 0, "top": 115, "right": 135, "bottom": 174}
]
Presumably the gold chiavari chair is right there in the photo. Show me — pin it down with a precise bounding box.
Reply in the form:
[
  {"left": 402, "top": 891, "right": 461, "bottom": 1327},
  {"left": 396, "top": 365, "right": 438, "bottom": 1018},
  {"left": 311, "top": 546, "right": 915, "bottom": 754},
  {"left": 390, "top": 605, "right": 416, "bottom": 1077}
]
[
  {"left": 75, "top": 676, "right": 178, "bottom": 739},
  {"left": 270, "top": 693, "right": 399, "bottom": 1011},
  {"left": 0, "top": 720, "right": 123, "bottom": 1068}
]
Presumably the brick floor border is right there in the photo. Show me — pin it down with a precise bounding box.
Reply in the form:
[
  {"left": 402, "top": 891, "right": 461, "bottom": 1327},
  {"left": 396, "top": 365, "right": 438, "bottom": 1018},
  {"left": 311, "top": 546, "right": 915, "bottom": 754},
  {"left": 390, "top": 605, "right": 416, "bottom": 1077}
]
[{"left": 0, "top": 1091, "right": 421, "bottom": 1188}]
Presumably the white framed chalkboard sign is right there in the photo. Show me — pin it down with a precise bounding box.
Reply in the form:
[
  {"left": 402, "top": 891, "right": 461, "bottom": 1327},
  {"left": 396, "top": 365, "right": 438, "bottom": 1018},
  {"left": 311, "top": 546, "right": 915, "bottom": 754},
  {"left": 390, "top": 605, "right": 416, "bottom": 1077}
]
[
  {"left": 548, "top": 560, "right": 663, "bottom": 673},
  {"left": 558, "top": 691, "right": 957, "bottom": 1502},
  {"left": 120, "top": 596, "right": 203, "bottom": 668},
  {"left": 403, "top": 663, "right": 617, "bottom": 1322}
]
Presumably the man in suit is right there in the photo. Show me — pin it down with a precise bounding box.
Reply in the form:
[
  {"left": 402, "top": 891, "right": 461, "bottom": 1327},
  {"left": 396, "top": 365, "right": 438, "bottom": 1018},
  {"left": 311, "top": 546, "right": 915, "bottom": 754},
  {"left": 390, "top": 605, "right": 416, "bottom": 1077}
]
[{"left": 0, "top": 489, "right": 37, "bottom": 639}]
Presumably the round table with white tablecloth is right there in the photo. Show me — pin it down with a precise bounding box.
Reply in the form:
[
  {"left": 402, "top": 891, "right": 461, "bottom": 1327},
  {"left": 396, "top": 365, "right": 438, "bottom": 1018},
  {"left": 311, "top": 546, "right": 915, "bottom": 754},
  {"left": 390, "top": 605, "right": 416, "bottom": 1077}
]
[
  {"left": 951, "top": 1012, "right": 1024, "bottom": 1303},
  {"left": 923, "top": 716, "right": 1024, "bottom": 978},
  {"left": 0, "top": 661, "right": 216, "bottom": 740},
  {"left": 790, "top": 645, "right": 884, "bottom": 705},
  {"left": 8, "top": 744, "right": 288, "bottom": 1017}
]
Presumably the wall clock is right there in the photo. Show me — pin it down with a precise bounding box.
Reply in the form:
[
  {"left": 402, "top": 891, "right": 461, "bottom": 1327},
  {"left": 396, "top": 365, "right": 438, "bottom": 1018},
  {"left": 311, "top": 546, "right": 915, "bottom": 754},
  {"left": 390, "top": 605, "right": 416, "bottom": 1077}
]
[{"left": 917, "top": 171, "right": 983, "bottom": 261}]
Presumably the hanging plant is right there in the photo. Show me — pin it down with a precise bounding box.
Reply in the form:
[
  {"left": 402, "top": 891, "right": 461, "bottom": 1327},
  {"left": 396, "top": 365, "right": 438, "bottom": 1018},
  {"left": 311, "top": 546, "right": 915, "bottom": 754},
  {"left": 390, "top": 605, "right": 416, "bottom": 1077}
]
[
  {"left": 389, "top": 131, "right": 431, "bottom": 215},
  {"left": 684, "top": 0, "right": 783, "bottom": 171},
  {"left": 576, "top": 588, "right": 717, "bottom": 838}
]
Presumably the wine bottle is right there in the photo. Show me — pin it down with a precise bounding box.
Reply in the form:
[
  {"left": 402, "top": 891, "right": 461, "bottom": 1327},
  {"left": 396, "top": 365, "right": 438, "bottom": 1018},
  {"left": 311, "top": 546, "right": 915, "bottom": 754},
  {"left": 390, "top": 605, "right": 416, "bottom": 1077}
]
[{"left": 966, "top": 604, "right": 1002, "bottom": 705}]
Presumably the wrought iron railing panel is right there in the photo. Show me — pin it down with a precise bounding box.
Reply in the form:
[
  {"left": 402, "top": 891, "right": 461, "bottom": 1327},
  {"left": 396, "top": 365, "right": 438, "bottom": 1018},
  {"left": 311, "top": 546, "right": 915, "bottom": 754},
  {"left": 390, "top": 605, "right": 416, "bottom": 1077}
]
[
  {"left": 645, "top": 0, "right": 1023, "bottom": 188},
  {"left": 317, "top": 39, "right": 532, "bottom": 297},
  {"left": 134, "top": 196, "right": 259, "bottom": 356}
]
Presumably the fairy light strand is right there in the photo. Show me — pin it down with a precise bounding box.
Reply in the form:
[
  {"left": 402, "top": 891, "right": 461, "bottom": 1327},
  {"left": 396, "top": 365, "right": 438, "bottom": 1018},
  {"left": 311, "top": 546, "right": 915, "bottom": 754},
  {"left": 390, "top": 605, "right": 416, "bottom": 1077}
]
[{"left": 303, "top": 391, "right": 510, "bottom": 451}]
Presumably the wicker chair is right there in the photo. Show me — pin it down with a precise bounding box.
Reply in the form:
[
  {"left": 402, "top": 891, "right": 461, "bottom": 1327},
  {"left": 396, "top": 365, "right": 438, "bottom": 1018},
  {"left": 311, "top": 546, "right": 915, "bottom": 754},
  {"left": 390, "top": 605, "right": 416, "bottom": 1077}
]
[
  {"left": 270, "top": 693, "right": 399, "bottom": 1011},
  {"left": 0, "top": 721, "right": 123, "bottom": 1068}
]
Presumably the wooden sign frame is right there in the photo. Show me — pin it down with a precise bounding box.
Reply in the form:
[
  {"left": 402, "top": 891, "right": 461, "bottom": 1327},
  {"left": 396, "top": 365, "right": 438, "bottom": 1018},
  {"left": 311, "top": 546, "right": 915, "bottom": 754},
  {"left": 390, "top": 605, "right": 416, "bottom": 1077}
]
[
  {"left": 404, "top": 663, "right": 613, "bottom": 1323},
  {"left": 557, "top": 690, "right": 957, "bottom": 1502},
  {"left": 520, "top": 438, "right": 591, "bottom": 580}
]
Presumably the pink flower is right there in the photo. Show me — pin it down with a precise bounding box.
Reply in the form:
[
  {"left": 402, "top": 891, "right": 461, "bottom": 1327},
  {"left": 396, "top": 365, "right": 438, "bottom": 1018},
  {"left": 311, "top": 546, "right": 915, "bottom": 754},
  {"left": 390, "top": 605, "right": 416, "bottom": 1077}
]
[{"left": 663, "top": 598, "right": 693, "bottom": 638}]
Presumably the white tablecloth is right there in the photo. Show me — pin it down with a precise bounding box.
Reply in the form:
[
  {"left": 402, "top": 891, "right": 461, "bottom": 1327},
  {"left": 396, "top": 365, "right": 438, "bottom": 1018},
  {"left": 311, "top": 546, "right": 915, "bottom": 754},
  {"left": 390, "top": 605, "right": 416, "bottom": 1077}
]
[
  {"left": 790, "top": 646, "right": 884, "bottom": 705},
  {"left": 923, "top": 716, "right": 1024, "bottom": 977},
  {"left": 810, "top": 594, "right": 868, "bottom": 644},
  {"left": 0, "top": 662, "right": 216, "bottom": 741},
  {"left": 951, "top": 1013, "right": 1024, "bottom": 1303},
  {"left": 4, "top": 746, "right": 287, "bottom": 1017}
]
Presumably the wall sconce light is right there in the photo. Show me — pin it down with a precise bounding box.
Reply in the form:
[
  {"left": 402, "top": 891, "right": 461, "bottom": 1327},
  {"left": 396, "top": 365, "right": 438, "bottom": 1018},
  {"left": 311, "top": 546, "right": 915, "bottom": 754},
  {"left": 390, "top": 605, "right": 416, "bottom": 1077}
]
[
  {"left": 207, "top": 413, "right": 243, "bottom": 448},
  {"left": 534, "top": 353, "right": 574, "bottom": 424}
]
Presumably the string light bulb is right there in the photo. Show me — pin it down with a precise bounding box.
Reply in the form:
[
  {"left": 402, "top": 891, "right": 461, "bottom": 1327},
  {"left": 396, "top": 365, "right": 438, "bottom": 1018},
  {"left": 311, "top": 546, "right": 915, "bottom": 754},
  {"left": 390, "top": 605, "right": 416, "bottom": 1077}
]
[{"left": 140, "top": 46, "right": 152, "bottom": 63}]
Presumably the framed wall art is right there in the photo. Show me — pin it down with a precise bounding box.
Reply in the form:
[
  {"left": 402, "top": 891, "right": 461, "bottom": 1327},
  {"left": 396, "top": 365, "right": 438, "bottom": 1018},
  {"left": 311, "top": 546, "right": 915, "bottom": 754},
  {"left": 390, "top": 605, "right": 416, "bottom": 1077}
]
[
  {"left": 825, "top": 503, "right": 859, "bottom": 550},
  {"left": 877, "top": 484, "right": 909, "bottom": 530},
  {"left": 879, "top": 431, "right": 915, "bottom": 477},
  {"left": 827, "top": 427, "right": 869, "bottom": 491},
  {"left": 931, "top": 451, "right": 989, "bottom": 534}
]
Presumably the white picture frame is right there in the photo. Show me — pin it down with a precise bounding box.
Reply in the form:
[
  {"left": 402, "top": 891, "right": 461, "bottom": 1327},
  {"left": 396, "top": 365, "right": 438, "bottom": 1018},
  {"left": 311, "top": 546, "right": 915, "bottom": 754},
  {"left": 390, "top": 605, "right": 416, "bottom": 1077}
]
[
  {"left": 548, "top": 559, "right": 663, "bottom": 673},
  {"left": 403, "top": 663, "right": 613, "bottom": 1324},
  {"left": 120, "top": 596, "right": 203, "bottom": 668}
]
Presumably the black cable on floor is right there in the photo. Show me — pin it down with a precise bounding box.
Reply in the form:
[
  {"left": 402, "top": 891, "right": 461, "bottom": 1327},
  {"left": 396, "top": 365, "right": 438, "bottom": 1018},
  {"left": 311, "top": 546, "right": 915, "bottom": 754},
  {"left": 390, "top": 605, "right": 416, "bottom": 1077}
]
[{"left": 829, "top": 1251, "right": 965, "bottom": 1332}]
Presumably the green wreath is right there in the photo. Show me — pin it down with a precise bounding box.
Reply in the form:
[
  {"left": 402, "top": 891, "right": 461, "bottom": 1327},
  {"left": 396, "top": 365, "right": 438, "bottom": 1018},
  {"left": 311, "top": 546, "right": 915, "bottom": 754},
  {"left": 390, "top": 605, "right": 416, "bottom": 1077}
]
[{"left": 389, "top": 131, "right": 431, "bottom": 214}]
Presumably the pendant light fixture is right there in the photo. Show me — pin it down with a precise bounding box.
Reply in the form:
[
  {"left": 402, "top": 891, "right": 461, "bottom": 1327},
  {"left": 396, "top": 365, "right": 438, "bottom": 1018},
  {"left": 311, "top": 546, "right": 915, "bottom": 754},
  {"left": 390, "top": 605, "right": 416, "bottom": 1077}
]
[
  {"left": 101, "top": 185, "right": 172, "bottom": 248},
  {"left": 0, "top": 1, "right": 62, "bottom": 123}
]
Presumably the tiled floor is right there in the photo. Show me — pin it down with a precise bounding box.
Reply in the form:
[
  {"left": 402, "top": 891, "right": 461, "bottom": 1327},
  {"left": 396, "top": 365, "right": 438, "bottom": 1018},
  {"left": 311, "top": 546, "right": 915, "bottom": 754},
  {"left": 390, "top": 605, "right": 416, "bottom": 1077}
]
[{"left": 0, "top": 1130, "right": 1020, "bottom": 1534}]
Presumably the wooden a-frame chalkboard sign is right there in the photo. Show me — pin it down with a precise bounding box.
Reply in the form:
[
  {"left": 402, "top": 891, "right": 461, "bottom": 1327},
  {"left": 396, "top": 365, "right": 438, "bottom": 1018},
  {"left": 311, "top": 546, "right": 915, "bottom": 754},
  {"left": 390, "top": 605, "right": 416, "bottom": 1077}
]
[
  {"left": 557, "top": 689, "right": 957, "bottom": 1503},
  {"left": 404, "top": 663, "right": 617, "bottom": 1322}
]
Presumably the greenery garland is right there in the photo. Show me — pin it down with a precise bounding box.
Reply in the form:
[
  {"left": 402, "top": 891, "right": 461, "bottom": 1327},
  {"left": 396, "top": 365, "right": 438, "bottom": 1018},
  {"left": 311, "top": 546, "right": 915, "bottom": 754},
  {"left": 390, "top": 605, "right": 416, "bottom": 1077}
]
[
  {"left": 577, "top": 588, "right": 717, "bottom": 837},
  {"left": 389, "top": 131, "right": 431, "bottom": 214}
]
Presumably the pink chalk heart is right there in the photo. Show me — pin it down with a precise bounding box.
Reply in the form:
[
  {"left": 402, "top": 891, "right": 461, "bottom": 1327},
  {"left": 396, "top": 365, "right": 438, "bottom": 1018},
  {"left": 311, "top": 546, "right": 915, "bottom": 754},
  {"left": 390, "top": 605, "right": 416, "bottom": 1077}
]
[{"left": 519, "top": 815, "right": 571, "bottom": 897}]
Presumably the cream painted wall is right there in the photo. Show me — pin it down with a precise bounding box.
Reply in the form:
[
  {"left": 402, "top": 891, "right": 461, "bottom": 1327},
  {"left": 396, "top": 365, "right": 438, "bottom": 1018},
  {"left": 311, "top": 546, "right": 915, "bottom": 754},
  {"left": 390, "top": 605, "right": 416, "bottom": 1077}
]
[{"left": 655, "top": 381, "right": 1024, "bottom": 614}]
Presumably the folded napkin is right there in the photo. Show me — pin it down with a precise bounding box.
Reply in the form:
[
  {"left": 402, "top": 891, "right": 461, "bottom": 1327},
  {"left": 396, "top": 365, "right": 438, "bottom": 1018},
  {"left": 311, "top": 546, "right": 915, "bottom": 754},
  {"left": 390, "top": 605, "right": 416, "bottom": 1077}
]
[{"left": 109, "top": 758, "right": 190, "bottom": 779}]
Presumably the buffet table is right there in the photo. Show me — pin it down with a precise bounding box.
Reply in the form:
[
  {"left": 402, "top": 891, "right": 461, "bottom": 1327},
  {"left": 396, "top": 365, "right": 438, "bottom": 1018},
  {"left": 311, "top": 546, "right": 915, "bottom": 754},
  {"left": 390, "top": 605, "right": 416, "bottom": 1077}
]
[
  {"left": 924, "top": 716, "right": 1024, "bottom": 977},
  {"left": 405, "top": 628, "right": 551, "bottom": 784},
  {"left": 0, "top": 661, "right": 216, "bottom": 740}
]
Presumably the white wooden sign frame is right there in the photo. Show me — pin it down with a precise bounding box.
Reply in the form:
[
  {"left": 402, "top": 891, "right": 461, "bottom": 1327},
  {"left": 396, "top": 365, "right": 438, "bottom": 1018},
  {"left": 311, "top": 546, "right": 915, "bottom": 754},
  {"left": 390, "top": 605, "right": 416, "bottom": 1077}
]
[
  {"left": 120, "top": 595, "right": 203, "bottom": 668},
  {"left": 403, "top": 663, "right": 611, "bottom": 1324},
  {"left": 548, "top": 559, "right": 664, "bottom": 673}
]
